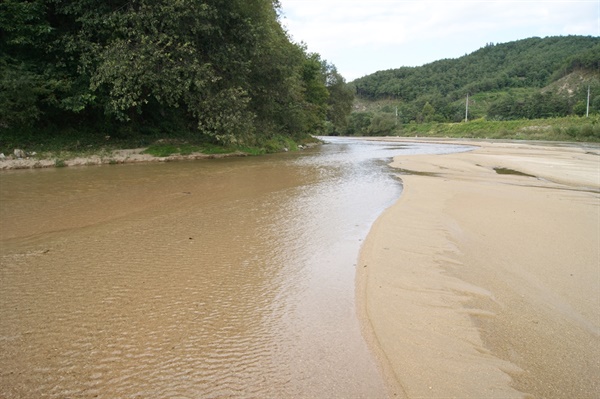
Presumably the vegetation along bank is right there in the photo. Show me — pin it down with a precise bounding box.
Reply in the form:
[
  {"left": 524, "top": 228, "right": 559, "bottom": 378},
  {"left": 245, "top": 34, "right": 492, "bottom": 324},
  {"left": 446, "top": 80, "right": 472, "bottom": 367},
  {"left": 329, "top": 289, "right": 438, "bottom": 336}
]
[
  {"left": 0, "top": 0, "right": 353, "bottom": 162},
  {"left": 1, "top": 1, "right": 598, "bottom": 168}
]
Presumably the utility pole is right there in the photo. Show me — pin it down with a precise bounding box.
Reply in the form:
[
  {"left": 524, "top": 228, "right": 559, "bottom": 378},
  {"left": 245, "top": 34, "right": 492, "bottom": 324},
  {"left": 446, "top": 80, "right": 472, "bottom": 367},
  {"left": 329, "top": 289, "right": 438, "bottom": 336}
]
[
  {"left": 465, "top": 93, "right": 469, "bottom": 122},
  {"left": 586, "top": 85, "right": 590, "bottom": 118},
  {"left": 395, "top": 106, "right": 398, "bottom": 125}
]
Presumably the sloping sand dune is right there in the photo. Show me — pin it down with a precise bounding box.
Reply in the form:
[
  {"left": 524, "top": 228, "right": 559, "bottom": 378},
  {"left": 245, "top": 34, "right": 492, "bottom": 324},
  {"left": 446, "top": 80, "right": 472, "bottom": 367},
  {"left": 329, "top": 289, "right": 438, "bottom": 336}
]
[{"left": 358, "top": 140, "right": 599, "bottom": 398}]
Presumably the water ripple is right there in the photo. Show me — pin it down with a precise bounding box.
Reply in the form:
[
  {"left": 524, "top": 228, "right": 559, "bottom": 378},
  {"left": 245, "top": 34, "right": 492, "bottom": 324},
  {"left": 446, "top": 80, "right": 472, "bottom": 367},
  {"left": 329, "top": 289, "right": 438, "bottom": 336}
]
[{"left": 1, "top": 139, "right": 472, "bottom": 398}]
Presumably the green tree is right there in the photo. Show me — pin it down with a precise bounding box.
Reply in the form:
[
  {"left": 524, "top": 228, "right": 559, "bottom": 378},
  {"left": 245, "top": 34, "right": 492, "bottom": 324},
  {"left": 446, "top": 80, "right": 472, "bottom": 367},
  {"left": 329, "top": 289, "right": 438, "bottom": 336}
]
[
  {"left": 421, "top": 101, "right": 435, "bottom": 122},
  {"left": 325, "top": 66, "right": 354, "bottom": 134},
  {"left": 488, "top": 94, "right": 517, "bottom": 120},
  {"left": 0, "top": 0, "right": 61, "bottom": 127},
  {"left": 1, "top": 0, "right": 349, "bottom": 146},
  {"left": 296, "top": 53, "right": 329, "bottom": 133},
  {"left": 368, "top": 113, "right": 396, "bottom": 135},
  {"left": 352, "top": 36, "right": 599, "bottom": 123},
  {"left": 347, "top": 112, "right": 372, "bottom": 136}
]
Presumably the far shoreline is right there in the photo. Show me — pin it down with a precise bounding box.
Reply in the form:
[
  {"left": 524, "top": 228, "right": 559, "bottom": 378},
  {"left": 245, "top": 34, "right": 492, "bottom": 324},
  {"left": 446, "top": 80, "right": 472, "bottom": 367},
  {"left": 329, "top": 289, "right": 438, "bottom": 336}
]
[{"left": 3, "top": 134, "right": 599, "bottom": 171}]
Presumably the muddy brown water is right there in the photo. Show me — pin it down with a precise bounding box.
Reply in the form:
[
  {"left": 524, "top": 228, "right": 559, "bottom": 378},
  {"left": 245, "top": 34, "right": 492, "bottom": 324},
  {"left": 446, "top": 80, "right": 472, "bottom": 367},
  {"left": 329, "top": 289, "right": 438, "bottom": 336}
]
[{"left": 0, "top": 138, "right": 472, "bottom": 398}]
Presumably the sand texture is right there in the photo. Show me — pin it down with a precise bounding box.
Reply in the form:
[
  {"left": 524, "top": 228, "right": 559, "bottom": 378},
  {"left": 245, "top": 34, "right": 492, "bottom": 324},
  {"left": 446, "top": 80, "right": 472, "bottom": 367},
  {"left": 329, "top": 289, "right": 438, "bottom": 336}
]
[{"left": 358, "top": 140, "right": 600, "bottom": 398}]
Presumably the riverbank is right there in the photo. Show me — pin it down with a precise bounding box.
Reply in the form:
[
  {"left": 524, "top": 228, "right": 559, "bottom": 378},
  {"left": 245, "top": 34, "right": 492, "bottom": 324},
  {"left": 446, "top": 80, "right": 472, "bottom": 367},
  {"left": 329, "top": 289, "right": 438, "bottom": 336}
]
[
  {"left": 0, "top": 148, "right": 251, "bottom": 170},
  {"left": 0, "top": 140, "right": 321, "bottom": 170},
  {"left": 358, "top": 138, "right": 600, "bottom": 398}
]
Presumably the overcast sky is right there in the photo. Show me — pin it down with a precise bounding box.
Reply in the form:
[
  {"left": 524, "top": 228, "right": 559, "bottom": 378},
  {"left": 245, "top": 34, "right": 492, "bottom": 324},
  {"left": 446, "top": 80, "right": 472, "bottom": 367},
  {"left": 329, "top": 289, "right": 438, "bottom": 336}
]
[{"left": 278, "top": 0, "right": 600, "bottom": 81}]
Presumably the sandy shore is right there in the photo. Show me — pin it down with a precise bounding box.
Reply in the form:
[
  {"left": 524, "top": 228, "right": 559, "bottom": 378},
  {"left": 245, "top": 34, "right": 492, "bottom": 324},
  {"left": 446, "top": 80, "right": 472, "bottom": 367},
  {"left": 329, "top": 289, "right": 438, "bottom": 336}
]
[{"left": 358, "top": 139, "right": 600, "bottom": 398}]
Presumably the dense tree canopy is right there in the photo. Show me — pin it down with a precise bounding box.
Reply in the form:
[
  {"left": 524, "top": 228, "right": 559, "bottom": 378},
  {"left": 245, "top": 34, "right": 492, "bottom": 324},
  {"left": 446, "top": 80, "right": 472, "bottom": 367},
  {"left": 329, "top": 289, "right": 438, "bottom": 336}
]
[
  {"left": 348, "top": 36, "right": 600, "bottom": 135},
  {"left": 0, "top": 0, "right": 354, "bottom": 145},
  {"left": 353, "top": 36, "right": 599, "bottom": 102}
]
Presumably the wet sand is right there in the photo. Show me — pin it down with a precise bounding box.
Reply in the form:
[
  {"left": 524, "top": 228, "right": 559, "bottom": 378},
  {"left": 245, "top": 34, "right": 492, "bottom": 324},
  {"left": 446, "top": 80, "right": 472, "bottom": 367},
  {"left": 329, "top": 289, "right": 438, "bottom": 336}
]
[{"left": 358, "top": 139, "right": 600, "bottom": 398}]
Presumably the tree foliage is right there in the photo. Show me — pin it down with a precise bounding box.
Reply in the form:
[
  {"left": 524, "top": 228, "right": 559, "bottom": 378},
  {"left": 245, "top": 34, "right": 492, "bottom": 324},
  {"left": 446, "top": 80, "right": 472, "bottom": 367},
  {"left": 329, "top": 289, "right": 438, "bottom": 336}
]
[
  {"left": 0, "top": 0, "right": 354, "bottom": 145},
  {"left": 354, "top": 36, "right": 599, "bottom": 101},
  {"left": 349, "top": 36, "right": 599, "bottom": 134}
]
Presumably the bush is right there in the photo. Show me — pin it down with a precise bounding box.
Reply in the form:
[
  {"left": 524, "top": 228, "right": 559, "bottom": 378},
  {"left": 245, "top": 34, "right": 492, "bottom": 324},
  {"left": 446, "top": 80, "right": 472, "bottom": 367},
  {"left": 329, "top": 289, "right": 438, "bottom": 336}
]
[
  {"left": 368, "top": 113, "right": 397, "bottom": 136},
  {"left": 262, "top": 135, "right": 298, "bottom": 153}
]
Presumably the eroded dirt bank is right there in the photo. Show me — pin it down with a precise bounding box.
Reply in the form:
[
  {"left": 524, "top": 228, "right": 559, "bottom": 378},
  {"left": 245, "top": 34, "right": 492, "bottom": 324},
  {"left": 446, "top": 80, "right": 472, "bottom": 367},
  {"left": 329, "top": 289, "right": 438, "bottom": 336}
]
[{"left": 0, "top": 148, "right": 250, "bottom": 170}]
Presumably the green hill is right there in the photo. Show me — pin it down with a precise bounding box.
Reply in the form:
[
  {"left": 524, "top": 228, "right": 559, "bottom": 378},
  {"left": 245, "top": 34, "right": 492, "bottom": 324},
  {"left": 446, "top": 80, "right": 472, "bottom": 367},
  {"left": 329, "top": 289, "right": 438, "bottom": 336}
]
[{"left": 348, "top": 36, "right": 600, "bottom": 137}]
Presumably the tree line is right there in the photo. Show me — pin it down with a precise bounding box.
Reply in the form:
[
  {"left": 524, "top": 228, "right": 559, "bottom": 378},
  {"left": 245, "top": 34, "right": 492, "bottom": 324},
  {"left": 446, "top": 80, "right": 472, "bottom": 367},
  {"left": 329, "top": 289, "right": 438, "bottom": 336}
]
[
  {"left": 347, "top": 36, "right": 600, "bottom": 136},
  {"left": 0, "top": 0, "right": 354, "bottom": 147}
]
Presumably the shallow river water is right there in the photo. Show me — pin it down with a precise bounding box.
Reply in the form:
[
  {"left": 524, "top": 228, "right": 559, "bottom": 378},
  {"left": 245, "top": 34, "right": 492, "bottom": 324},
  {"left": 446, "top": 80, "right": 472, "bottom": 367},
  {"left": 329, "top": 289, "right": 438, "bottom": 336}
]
[{"left": 0, "top": 137, "right": 471, "bottom": 398}]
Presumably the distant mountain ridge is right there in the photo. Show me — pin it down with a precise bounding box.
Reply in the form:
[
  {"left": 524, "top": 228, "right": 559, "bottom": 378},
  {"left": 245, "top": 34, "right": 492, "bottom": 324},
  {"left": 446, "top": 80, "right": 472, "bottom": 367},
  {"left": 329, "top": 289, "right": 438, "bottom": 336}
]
[{"left": 349, "top": 36, "right": 599, "bottom": 125}]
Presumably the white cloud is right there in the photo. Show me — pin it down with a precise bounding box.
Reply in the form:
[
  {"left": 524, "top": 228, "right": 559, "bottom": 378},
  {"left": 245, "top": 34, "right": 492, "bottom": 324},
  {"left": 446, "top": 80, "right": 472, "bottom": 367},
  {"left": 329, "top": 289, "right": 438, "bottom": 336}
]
[{"left": 279, "top": 0, "right": 600, "bottom": 80}]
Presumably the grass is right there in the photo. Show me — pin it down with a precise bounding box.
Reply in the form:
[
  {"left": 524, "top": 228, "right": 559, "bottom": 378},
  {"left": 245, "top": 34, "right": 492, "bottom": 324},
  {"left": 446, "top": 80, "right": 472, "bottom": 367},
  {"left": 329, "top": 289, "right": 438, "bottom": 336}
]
[
  {"left": 261, "top": 135, "right": 299, "bottom": 153},
  {"left": 352, "top": 96, "right": 600, "bottom": 142},
  {"left": 142, "top": 144, "right": 183, "bottom": 157},
  {"left": 136, "top": 134, "right": 321, "bottom": 158},
  {"left": 391, "top": 115, "right": 600, "bottom": 142}
]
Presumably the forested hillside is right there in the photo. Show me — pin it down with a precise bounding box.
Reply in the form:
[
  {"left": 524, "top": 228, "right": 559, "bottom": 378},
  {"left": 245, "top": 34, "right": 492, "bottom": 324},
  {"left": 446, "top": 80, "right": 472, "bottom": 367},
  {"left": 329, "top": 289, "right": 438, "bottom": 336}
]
[
  {"left": 0, "top": 0, "right": 354, "bottom": 151},
  {"left": 349, "top": 36, "right": 600, "bottom": 136}
]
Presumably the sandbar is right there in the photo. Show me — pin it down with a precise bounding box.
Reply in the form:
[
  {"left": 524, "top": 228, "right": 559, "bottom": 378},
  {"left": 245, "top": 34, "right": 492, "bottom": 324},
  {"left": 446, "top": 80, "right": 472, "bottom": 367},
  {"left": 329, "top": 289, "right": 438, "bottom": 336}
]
[{"left": 358, "top": 139, "right": 600, "bottom": 398}]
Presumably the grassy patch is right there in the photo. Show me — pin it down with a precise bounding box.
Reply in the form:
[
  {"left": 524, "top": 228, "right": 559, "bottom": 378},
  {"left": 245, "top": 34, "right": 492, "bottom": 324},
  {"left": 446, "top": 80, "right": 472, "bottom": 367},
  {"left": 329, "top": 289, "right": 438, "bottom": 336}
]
[
  {"left": 142, "top": 144, "right": 181, "bottom": 157},
  {"left": 261, "top": 135, "right": 299, "bottom": 153},
  {"left": 394, "top": 116, "right": 600, "bottom": 142}
]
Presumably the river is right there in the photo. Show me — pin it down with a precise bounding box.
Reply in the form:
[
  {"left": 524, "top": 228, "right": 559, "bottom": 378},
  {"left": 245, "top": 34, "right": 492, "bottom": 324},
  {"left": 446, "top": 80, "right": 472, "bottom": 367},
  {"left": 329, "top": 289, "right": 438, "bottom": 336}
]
[{"left": 0, "top": 137, "right": 472, "bottom": 398}]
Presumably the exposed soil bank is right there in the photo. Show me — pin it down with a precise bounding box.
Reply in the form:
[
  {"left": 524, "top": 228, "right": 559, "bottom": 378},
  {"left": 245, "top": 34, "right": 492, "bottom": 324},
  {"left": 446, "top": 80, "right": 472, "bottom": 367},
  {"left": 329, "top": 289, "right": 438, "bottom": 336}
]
[
  {"left": 358, "top": 138, "right": 599, "bottom": 398},
  {"left": 0, "top": 148, "right": 251, "bottom": 170}
]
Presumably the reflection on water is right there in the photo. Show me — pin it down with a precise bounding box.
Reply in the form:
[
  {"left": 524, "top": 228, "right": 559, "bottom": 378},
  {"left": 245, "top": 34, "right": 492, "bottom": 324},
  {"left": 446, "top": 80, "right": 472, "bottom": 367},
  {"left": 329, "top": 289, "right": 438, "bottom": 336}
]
[{"left": 0, "top": 137, "right": 472, "bottom": 398}]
